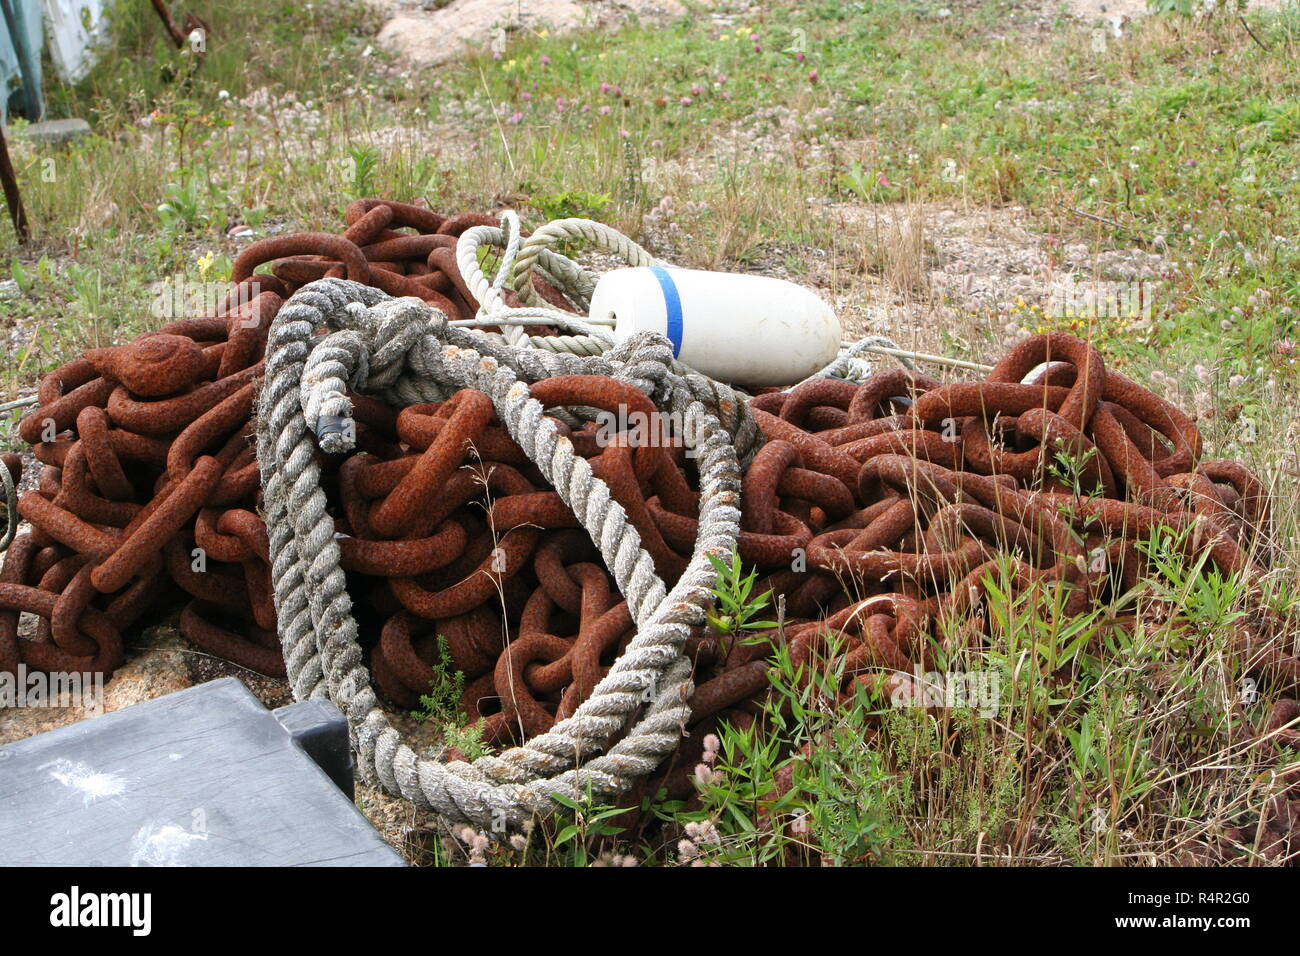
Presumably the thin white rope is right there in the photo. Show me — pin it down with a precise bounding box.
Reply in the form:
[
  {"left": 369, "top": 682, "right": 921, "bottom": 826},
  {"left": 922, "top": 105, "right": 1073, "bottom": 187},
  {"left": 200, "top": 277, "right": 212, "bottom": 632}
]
[{"left": 455, "top": 212, "right": 665, "bottom": 356}]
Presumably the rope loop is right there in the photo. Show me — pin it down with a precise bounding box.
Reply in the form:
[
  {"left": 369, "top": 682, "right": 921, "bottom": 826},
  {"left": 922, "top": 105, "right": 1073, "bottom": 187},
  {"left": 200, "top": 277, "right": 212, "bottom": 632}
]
[
  {"left": 258, "top": 278, "right": 742, "bottom": 828},
  {"left": 454, "top": 212, "right": 618, "bottom": 355},
  {"left": 511, "top": 216, "right": 660, "bottom": 310}
]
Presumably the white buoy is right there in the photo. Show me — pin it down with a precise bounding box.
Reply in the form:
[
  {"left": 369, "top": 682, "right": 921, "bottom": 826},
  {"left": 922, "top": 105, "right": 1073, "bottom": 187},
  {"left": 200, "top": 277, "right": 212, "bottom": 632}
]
[{"left": 588, "top": 266, "right": 842, "bottom": 387}]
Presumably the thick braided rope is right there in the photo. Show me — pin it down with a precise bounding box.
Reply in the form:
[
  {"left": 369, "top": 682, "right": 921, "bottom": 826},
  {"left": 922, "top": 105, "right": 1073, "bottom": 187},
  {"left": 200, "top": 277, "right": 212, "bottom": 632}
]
[
  {"left": 608, "top": 334, "right": 765, "bottom": 470},
  {"left": 296, "top": 288, "right": 762, "bottom": 468},
  {"left": 0, "top": 461, "right": 15, "bottom": 552},
  {"left": 258, "top": 279, "right": 743, "bottom": 828}
]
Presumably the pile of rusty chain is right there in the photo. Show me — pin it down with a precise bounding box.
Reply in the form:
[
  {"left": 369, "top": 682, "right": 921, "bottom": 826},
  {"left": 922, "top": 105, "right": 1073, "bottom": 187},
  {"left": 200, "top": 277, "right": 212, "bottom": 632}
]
[
  {"left": 260, "top": 288, "right": 1296, "bottom": 836},
  {"left": 226, "top": 199, "right": 583, "bottom": 322},
  {"left": 1, "top": 196, "right": 1292, "bottom": 833},
  {"left": 1, "top": 201, "right": 571, "bottom": 682},
  {"left": 630, "top": 333, "right": 1294, "bottom": 807}
]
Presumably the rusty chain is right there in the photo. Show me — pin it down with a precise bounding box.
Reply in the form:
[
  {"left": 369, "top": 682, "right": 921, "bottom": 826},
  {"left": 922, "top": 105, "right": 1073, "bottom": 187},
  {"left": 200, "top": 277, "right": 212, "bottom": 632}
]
[{"left": 1, "top": 200, "right": 1294, "bottom": 842}]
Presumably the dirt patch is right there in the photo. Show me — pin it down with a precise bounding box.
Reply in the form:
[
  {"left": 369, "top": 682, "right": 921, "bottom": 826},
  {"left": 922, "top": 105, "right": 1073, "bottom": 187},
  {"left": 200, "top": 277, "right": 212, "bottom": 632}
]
[
  {"left": 1064, "top": 0, "right": 1287, "bottom": 24},
  {"left": 784, "top": 201, "right": 1175, "bottom": 362},
  {"left": 0, "top": 626, "right": 189, "bottom": 746}
]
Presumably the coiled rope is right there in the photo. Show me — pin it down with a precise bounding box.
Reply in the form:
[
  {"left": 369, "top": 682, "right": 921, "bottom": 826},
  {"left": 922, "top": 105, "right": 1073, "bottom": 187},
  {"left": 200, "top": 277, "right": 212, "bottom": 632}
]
[
  {"left": 259, "top": 278, "right": 751, "bottom": 828},
  {"left": 455, "top": 211, "right": 625, "bottom": 356}
]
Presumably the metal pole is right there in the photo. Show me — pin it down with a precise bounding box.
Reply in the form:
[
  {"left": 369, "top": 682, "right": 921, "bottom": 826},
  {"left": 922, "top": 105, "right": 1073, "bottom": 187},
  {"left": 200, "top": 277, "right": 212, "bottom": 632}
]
[
  {"left": 0, "top": 395, "right": 38, "bottom": 413},
  {"left": 0, "top": 0, "right": 42, "bottom": 120}
]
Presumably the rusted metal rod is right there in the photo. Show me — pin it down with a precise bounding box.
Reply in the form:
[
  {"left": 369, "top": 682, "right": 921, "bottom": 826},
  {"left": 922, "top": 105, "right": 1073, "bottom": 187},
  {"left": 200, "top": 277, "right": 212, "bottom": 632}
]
[
  {"left": 150, "top": 0, "right": 187, "bottom": 48},
  {"left": 0, "top": 123, "right": 30, "bottom": 243}
]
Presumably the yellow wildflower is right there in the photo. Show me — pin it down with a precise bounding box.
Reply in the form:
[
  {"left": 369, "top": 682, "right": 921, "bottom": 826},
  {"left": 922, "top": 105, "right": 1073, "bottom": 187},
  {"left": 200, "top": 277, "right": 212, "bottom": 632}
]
[{"left": 196, "top": 250, "right": 216, "bottom": 280}]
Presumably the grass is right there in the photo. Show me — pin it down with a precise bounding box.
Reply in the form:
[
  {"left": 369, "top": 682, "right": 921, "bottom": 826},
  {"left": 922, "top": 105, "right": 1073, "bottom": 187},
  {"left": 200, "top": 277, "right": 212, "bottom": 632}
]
[
  {"left": 6, "top": 2, "right": 1300, "bottom": 387},
  {"left": 1, "top": 0, "right": 1298, "bottom": 864},
  {"left": 431, "top": 522, "right": 1300, "bottom": 866}
]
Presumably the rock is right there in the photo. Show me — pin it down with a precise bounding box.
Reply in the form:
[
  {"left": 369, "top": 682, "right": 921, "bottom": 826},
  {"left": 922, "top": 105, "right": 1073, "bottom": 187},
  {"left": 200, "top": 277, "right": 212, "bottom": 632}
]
[
  {"left": 99, "top": 627, "right": 195, "bottom": 712},
  {"left": 0, "top": 627, "right": 193, "bottom": 747},
  {"left": 7, "top": 118, "right": 91, "bottom": 146},
  {"left": 376, "top": 0, "right": 685, "bottom": 68},
  {"left": 378, "top": 0, "right": 586, "bottom": 67}
]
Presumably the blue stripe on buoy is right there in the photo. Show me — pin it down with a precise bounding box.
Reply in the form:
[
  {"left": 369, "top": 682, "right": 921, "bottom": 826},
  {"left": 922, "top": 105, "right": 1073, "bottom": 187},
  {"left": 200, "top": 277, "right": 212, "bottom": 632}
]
[{"left": 649, "top": 265, "right": 684, "bottom": 358}]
